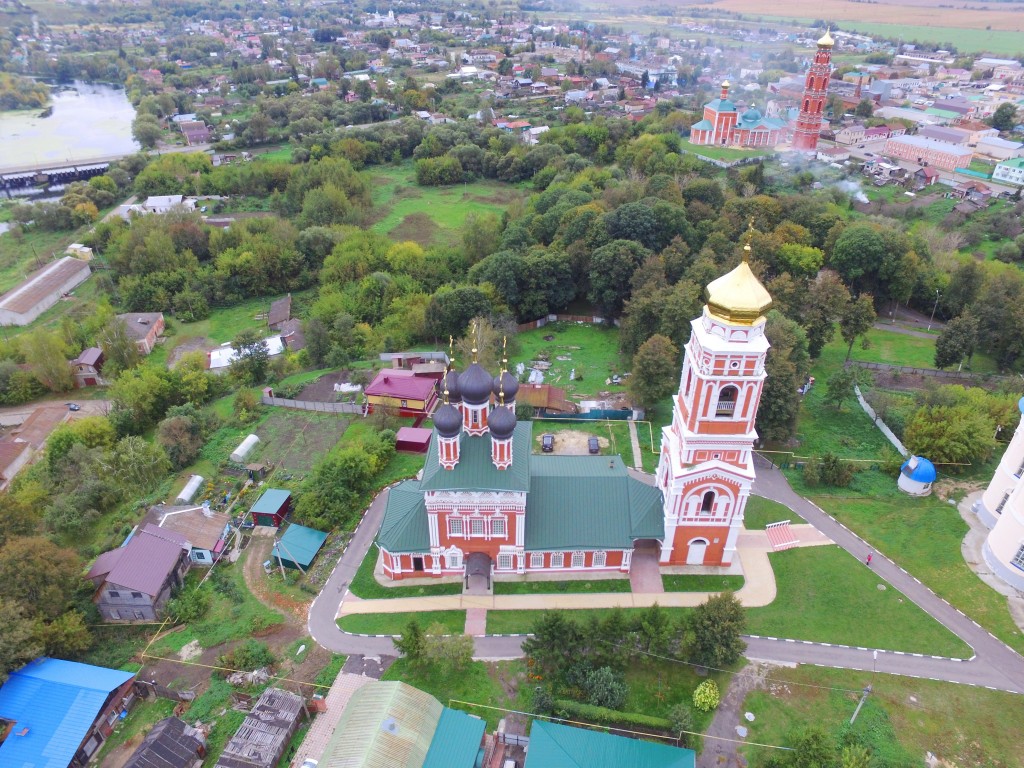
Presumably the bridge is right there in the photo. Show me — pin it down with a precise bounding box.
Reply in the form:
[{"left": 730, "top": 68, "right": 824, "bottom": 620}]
[{"left": 1, "top": 160, "right": 112, "bottom": 195}]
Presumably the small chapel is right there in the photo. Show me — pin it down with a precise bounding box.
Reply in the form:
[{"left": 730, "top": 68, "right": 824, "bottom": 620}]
[{"left": 376, "top": 255, "right": 773, "bottom": 583}]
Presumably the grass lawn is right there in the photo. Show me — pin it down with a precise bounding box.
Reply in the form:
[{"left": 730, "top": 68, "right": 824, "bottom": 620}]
[
  {"left": 685, "top": 144, "right": 773, "bottom": 162},
  {"left": 171, "top": 291, "right": 314, "bottom": 347},
  {"left": 494, "top": 577, "right": 633, "bottom": 595},
  {"left": 511, "top": 322, "right": 627, "bottom": 401},
  {"left": 746, "top": 546, "right": 972, "bottom": 657},
  {"left": 742, "top": 495, "right": 798, "bottom": 529},
  {"left": 849, "top": 327, "right": 998, "bottom": 374},
  {"left": 368, "top": 163, "right": 525, "bottom": 247},
  {"left": 382, "top": 658, "right": 526, "bottom": 730},
  {"left": 790, "top": 470, "right": 1024, "bottom": 655},
  {"left": 337, "top": 610, "right": 466, "bottom": 635},
  {"left": 740, "top": 665, "right": 1024, "bottom": 768},
  {"left": 662, "top": 574, "right": 744, "bottom": 592},
  {"left": 0, "top": 216, "right": 111, "bottom": 295},
  {"left": 348, "top": 543, "right": 462, "bottom": 599}
]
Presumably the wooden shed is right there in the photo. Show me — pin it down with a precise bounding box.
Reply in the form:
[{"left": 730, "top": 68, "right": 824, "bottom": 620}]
[{"left": 249, "top": 488, "right": 291, "bottom": 527}]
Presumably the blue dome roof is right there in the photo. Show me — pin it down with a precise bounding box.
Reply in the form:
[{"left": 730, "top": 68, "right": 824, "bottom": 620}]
[
  {"left": 900, "top": 456, "right": 936, "bottom": 483},
  {"left": 741, "top": 107, "right": 762, "bottom": 123},
  {"left": 1017, "top": 395, "right": 1024, "bottom": 414}
]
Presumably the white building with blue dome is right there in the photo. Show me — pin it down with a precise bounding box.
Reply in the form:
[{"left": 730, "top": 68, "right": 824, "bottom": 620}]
[
  {"left": 898, "top": 455, "right": 936, "bottom": 496},
  {"left": 973, "top": 396, "right": 1024, "bottom": 591}
]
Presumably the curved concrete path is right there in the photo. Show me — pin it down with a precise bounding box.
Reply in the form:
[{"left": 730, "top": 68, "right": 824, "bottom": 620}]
[{"left": 307, "top": 474, "right": 1024, "bottom": 693}]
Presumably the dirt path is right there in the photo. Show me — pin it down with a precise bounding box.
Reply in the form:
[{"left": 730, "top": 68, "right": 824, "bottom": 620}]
[
  {"left": 241, "top": 537, "right": 310, "bottom": 624},
  {"left": 698, "top": 662, "right": 770, "bottom": 768}
]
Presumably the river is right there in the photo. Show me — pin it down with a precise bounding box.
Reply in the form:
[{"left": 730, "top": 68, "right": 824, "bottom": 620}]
[{"left": 0, "top": 81, "right": 138, "bottom": 172}]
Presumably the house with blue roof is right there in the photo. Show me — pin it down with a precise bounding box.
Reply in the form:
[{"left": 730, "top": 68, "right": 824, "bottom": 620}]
[{"left": 0, "top": 657, "right": 137, "bottom": 767}]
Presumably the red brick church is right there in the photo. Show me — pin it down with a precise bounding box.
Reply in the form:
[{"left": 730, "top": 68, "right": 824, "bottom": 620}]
[{"left": 377, "top": 259, "right": 773, "bottom": 582}]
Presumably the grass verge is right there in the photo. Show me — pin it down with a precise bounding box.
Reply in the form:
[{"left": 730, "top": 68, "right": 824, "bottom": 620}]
[
  {"left": 337, "top": 610, "right": 466, "bottom": 635},
  {"left": 662, "top": 574, "right": 745, "bottom": 592},
  {"left": 348, "top": 544, "right": 463, "bottom": 599},
  {"left": 743, "top": 495, "right": 798, "bottom": 529},
  {"left": 494, "top": 578, "right": 632, "bottom": 595}
]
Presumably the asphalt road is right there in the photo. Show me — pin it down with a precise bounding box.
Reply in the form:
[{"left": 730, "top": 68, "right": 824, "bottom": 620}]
[{"left": 307, "top": 467, "right": 1024, "bottom": 694}]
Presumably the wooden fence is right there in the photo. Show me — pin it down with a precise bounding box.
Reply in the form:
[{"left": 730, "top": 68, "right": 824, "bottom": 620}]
[{"left": 261, "top": 396, "right": 364, "bottom": 414}]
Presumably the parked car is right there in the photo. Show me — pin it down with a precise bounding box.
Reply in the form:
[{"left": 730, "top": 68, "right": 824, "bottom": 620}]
[
  {"left": 588, "top": 437, "right": 600, "bottom": 454},
  {"left": 67, "top": 403, "right": 81, "bottom": 411},
  {"left": 541, "top": 433, "right": 554, "bottom": 452}
]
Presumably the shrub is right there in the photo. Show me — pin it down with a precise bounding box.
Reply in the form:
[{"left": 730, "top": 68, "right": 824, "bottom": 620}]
[
  {"left": 553, "top": 699, "right": 673, "bottom": 732},
  {"left": 165, "top": 586, "right": 212, "bottom": 624},
  {"left": 692, "top": 679, "right": 720, "bottom": 712},
  {"left": 219, "top": 639, "right": 275, "bottom": 672}
]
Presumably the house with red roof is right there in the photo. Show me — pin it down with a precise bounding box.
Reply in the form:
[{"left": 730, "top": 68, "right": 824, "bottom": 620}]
[
  {"left": 364, "top": 368, "right": 440, "bottom": 419},
  {"left": 87, "top": 525, "right": 191, "bottom": 621}
]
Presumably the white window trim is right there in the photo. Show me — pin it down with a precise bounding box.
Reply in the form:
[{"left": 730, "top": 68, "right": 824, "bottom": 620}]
[
  {"left": 571, "top": 551, "right": 585, "bottom": 569},
  {"left": 550, "top": 552, "right": 564, "bottom": 568},
  {"left": 529, "top": 552, "right": 544, "bottom": 568},
  {"left": 491, "top": 517, "right": 506, "bottom": 537},
  {"left": 497, "top": 552, "right": 513, "bottom": 570},
  {"left": 449, "top": 517, "right": 464, "bottom": 537},
  {"left": 592, "top": 551, "right": 607, "bottom": 568},
  {"left": 1012, "top": 543, "right": 1024, "bottom": 571},
  {"left": 470, "top": 517, "right": 485, "bottom": 536}
]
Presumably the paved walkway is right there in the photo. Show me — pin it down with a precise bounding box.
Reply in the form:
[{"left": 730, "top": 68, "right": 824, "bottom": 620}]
[
  {"left": 307, "top": 474, "right": 1024, "bottom": 693},
  {"left": 627, "top": 420, "right": 644, "bottom": 469},
  {"left": 290, "top": 672, "right": 371, "bottom": 766}
]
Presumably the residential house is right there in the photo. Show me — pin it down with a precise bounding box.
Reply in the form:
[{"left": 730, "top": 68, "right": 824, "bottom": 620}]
[
  {"left": 993, "top": 156, "right": 1024, "bottom": 185},
  {"left": 155, "top": 504, "right": 233, "bottom": 565},
  {"left": 817, "top": 146, "right": 851, "bottom": 163},
  {"left": 834, "top": 124, "right": 866, "bottom": 144},
  {"left": 910, "top": 166, "right": 942, "bottom": 189},
  {"left": 124, "top": 717, "right": 206, "bottom": 768},
  {"left": 138, "top": 196, "right": 197, "bottom": 215},
  {"left": 365, "top": 367, "right": 440, "bottom": 418},
  {"left": 0, "top": 439, "right": 33, "bottom": 492},
  {"left": 215, "top": 688, "right": 304, "bottom": 768},
  {"left": 87, "top": 525, "right": 191, "bottom": 621},
  {"left": 278, "top": 318, "right": 306, "bottom": 351},
  {"left": 952, "top": 180, "right": 992, "bottom": 203},
  {"left": 267, "top": 293, "right": 292, "bottom": 329},
  {"left": 0, "top": 256, "right": 91, "bottom": 326},
  {"left": 250, "top": 488, "right": 292, "bottom": 527},
  {"left": 956, "top": 119, "right": 1000, "bottom": 145},
  {"left": 883, "top": 135, "right": 974, "bottom": 171},
  {"left": 977, "top": 136, "right": 1024, "bottom": 160},
  {"left": 526, "top": 720, "right": 694, "bottom": 767},
  {"left": 71, "top": 346, "right": 106, "bottom": 388},
  {"left": 0, "top": 658, "right": 137, "bottom": 767},
  {"left": 178, "top": 120, "right": 212, "bottom": 146},
  {"left": 117, "top": 312, "right": 165, "bottom": 355}
]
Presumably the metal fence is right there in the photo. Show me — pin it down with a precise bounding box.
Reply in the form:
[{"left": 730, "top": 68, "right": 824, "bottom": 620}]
[
  {"left": 846, "top": 360, "right": 1015, "bottom": 383},
  {"left": 261, "top": 396, "right": 364, "bottom": 414},
  {"left": 498, "top": 732, "right": 529, "bottom": 747}
]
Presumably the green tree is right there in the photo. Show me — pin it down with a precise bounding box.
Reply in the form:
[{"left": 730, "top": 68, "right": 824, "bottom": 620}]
[
  {"left": 934, "top": 314, "right": 979, "bottom": 369},
  {"left": 759, "top": 312, "right": 811, "bottom": 442},
  {"left": 669, "top": 703, "right": 694, "bottom": 747},
  {"left": 523, "top": 611, "right": 583, "bottom": 680},
  {"left": 854, "top": 98, "right": 874, "bottom": 118},
  {"left": 0, "top": 599, "right": 42, "bottom": 683},
  {"left": 22, "top": 330, "right": 73, "bottom": 392},
  {"left": 35, "top": 610, "right": 90, "bottom": 658},
  {"left": 98, "top": 318, "right": 141, "bottom": 376},
  {"left": 840, "top": 294, "right": 876, "bottom": 361},
  {"left": 635, "top": 602, "right": 673, "bottom": 655},
  {"left": 990, "top": 102, "right": 1018, "bottom": 132},
  {"left": 801, "top": 271, "right": 850, "bottom": 358},
  {"left": 421, "top": 621, "right": 473, "bottom": 674},
  {"left": 0, "top": 537, "right": 82, "bottom": 621},
  {"left": 692, "top": 679, "right": 720, "bottom": 712},
  {"left": 688, "top": 592, "right": 746, "bottom": 667},
  {"left": 131, "top": 114, "right": 163, "bottom": 148},
  {"left": 823, "top": 366, "right": 861, "bottom": 410},
  {"left": 157, "top": 414, "right": 204, "bottom": 469},
  {"left": 104, "top": 436, "right": 171, "bottom": 491},
  {"left": 790, "top": 727, "right": 838, "bottom": 768},
  {"left": 393, "top": 619, "right": 425, "bottom": 665},
  {"left": 629, "top": 334, "right": 680, "bottom": 410},
  {"left": 584, "top": 666, "right": 627, "bottom": 709},
  {"left": 904, "top": 404, "right": 995, "bottom": 465},
  {"left": 230, "top": 329, "right": 271, "bottom": 385},
  {"left": 588, "top": 239, "right": 650, "bottom": 317},
  {"left": 840, "top": 744, "right": 871, "bottom": 768}
]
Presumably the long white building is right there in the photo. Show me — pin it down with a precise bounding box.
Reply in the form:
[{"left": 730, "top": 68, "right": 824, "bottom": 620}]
[{"left": 973, "top": 397, "right": 1024, "bottom": 590}]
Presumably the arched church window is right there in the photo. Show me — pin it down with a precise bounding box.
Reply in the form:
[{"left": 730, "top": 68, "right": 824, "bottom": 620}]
[
  {"left": 715, "top": 385, "right": 737, "bottom": 417},
  {"left": 700, "top": 491, "right": 715, "bottom": 514},
  {"left": 803, "top": 99, "right": 810, "bottom": 112}
]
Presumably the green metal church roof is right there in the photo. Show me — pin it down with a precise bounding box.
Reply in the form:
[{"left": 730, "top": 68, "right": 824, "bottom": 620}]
[
  {"left": 378, "top": 480, "right": 430, "bottom": 553},
  {"left": 271, "top": 523, "right": 328, "bottom": 568},
  {"left": 524, "top": 455, "right": 664, "bottom": 550},
  {"left": 419, "top": 421, "right": 531, "bottom": 492},
  {"left": 525, "top": 720, "right": 695, "bottom": 768}
]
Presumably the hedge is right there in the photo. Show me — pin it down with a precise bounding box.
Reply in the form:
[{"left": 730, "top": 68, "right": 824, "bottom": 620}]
[{"left": 553, "top": 699, "right": 673, "bottom": 733}]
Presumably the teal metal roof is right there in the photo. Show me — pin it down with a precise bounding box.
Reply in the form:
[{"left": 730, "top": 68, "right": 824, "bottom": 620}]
[
  {"left": 705, "top": 98, "right": 735, "bottom": 113},
  {"left": 423, "top": 708, "right": 486, "bottom": 768},
  {"left": 272, "top": 523, "right": 328, "bottom": 568},
  {"left": 251, "top": 488, "right": 291, "bottom": 513},
  {"left": 690, "top": 118, "right": 714, "bottom": 131},
  {"left": 0, "top": 658, "right": 136, "bottom": 768},
  {"left": 524, "top": 455, "right": 664, "bottom": 550},
  {"left": 525, "top": 720, "right": 695, "bottom": 768},
  {"left": 419, "top": 422, "right": 531, "bottom": 492},
  {"left": 378, "top": 480, "right": 430, "bottom": 553}
]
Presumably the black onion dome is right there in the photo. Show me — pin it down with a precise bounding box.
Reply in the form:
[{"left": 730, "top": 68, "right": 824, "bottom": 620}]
[
  {"left": 488, "top": 403, "right": 517, "bottom": 440},
  {"left": 441, "top": 369, "right": 462, "bottom": 402},
  {"left": 459, "top": 362, "right": 493, "bottom": 405},
  {"left": 492, "top": 370, "right": 519, "bottom": 402},
  {"left": 434, "top": 403, "right": 463, "bottom": 438}
]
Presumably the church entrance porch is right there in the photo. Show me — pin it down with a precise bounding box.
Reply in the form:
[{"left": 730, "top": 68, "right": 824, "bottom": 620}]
[{"left": 464, "top": 552, "right": 493, "bottom": 595}]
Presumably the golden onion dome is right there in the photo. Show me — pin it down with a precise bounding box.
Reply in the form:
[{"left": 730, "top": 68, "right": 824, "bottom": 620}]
[
  {"left": 705, "top": 250, "right": 773, "bottom": 326},
  {"left": 817, "top": 28, "right": 835, "bottom": 47}
]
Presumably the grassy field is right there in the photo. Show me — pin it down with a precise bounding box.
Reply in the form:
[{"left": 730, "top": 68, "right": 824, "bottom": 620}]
[
  {"left": 849, "top": 327, "right": 998, "bottom": 373},
  {"left": 494, "top": 577, "right": 633, "bottom": 595},
  {"left": 511, "top": 322, "right": 627, "bottom": 401},
  {"left": 348, "top": 543, "right": 463, "bottom": 599},
  {"left": 337, "top": 610, "right": 466, "bottom": 635},
  {"left": 367, "top": 163, "right": 526, "bottom": 247},
  {"left": 743, "top": 495, "right": 798, "bottom": 529},
  {"left": 746, "top": 546, "right": 972, "bottom": 657},
  {"left": 662, "top": 574, "right": 745, "bottom": 592},
  {"left": 383, "top": 658, "right": 526, "bottom": 730},
  {"left": 791, "top": 470, "right": 1024, "bottom": 655},
  {"left": 685, "top": 144, "right": 773, "bottom": 162},
  {"left": 740, "top": 665, "right": 1024, "bottom": 768}
]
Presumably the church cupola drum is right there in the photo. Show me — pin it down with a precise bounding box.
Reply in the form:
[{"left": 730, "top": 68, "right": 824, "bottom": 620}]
[{"left": 793, "top": 28, "right": 834, "bottom": 152}]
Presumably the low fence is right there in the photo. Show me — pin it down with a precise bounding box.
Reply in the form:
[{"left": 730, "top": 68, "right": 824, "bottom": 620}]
[
  {"left": 498, "top": 732, "right": 529, "bottom": 747},
  {"left": 516, "top": 313, "right": 618, "bottom": 333},
  {"left": 845, "top": 360, "right": 1015, "bottom": 384},
  {"left": 261, "top": 396, "right": 363, "bottom": 414},
  {"left": 538, "top": 409, "right": 633, "bottom": 421}
]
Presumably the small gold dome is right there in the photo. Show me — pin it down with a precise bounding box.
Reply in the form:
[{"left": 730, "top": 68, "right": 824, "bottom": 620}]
[
  {"left": 706, "top": 260, "right": 773, "bottom": 326},
  {"left": 721, "top": 79, "right": 730, "bottom": 89},
  {"left": 817, "top": 28, "right": 834, "bottom": 47}
]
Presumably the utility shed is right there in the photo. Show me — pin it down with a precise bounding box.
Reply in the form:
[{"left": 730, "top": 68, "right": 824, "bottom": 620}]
[
  {"left": 395, "top": 426, "right": 432, "bottom": 453},
  {"left": 250, "top": 488, "right": 291, "bottom": 527},
  {"left": 215, "top": 688, "right": 304, "bottom": 768},
  {"left": 271, "top": 523, "right": 328, "bottom": 570},
  {"left": 124, "top": 717, "right": 205, "bottom": 768}
]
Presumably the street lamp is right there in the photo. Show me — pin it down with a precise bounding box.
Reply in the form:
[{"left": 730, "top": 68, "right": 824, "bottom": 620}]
[{"left": 927, "top": 289, "right": 941, "bottom": 330}]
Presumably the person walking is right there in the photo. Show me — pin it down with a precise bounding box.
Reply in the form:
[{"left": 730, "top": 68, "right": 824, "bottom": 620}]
[{"left": 866, "top": 552, "right": 873, "bottom": 566}]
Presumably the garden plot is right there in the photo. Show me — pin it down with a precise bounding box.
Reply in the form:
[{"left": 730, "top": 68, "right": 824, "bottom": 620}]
[{"left": 255, "top": 411, "right": 349, "bottom": 473}]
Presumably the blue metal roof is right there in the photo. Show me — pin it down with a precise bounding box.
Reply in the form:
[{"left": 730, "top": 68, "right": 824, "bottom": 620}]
[
  {"left": 0, "top": 658, "right": 135, "bottom": 768},
  {"left": 901, "top": 456, "right": 937, "bottom": 483},
  {"left": 1018, "top": 395, "right": 1024, "bottom": 414}
]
